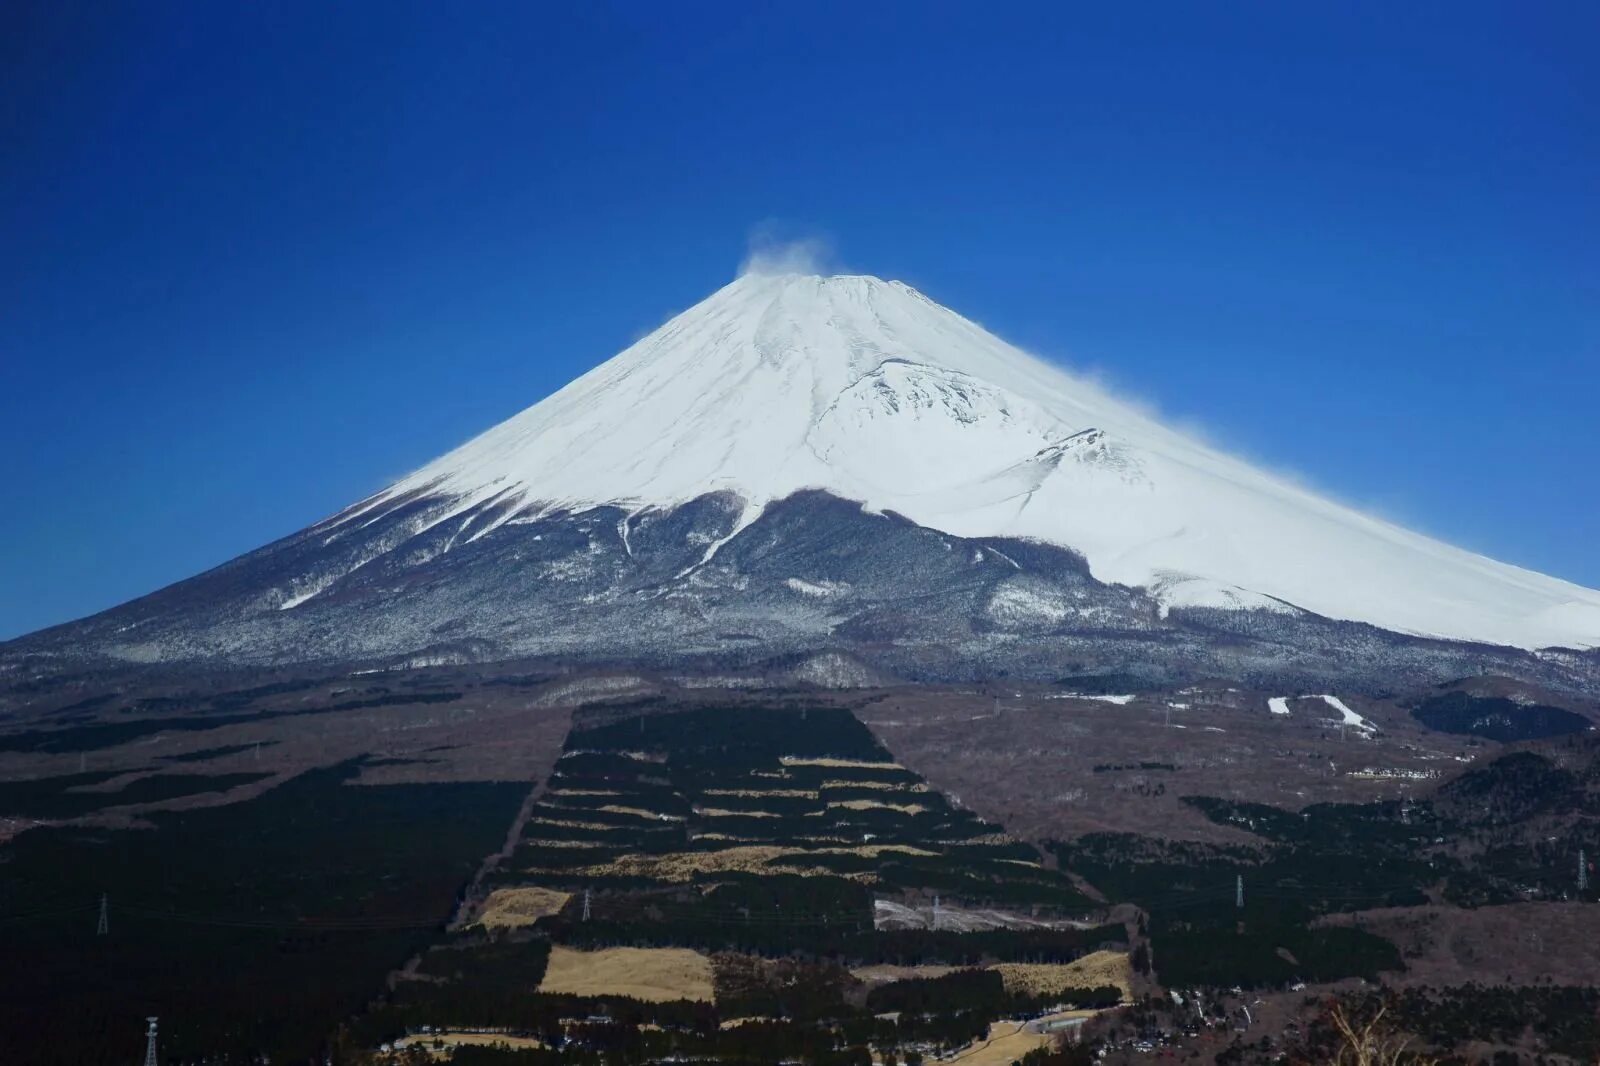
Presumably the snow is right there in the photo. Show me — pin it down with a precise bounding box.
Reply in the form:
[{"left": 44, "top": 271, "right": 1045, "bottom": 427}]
[
  {"left": 1267, "top": 694, "right": 1376, "bottom": 735},
  {"left": 985, "top": 580, "right": 1074, "bottom": 625},
  {"left": 784, "top": 577, "right": 850, "bottom": 598},
  {"left": 1069, "top": 693, "right": 1137, "bottom": 705},
  {"left": 1313, "top": 694, "right": 1376, "bottom": 734},
  {"left": 335, "top": 272, "right": 1600, "bottom": 651}
]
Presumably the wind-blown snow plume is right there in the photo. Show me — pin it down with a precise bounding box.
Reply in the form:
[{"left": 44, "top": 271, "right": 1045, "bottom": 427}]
[{"left": 738, "top": 226, "right": 835, "bottom": 277}]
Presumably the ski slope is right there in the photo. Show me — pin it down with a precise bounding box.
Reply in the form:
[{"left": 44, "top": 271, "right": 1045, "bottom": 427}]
[{"left": 337, "top": 271, "right": 1600, "bottom": 651}]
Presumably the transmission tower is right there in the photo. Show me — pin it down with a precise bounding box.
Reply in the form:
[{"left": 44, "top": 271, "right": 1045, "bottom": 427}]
[
  {"left": 581, "top": 888, "right": 591, "bottom": 922},
  {"left": 142, "top": 1017, "right": 159, "bottom": 1066},
  {"left": 97, "top": 893, "right": 108, "bottom": 936},
  {"left": 1235, "top": 875, "right": 1244, "bottom": 910},
  {"left": 932, "top": 894, "right": 941, "bottom": 931},
  {"left": 1580, "top": 849, "right": 1589, "bottom": 892}
]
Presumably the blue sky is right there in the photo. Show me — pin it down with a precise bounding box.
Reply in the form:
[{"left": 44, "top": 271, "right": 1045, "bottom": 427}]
[{"left": 2, "top": 2, "right": 1595, "bottom": 640}]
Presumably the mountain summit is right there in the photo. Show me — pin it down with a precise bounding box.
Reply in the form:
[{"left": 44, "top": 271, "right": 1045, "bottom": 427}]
[
  {"left": 12, "top": 273, "right": 1600, "bottom": 675},
  {"left": 335, "top": 272, "right": 1598, "bottom": 650}
]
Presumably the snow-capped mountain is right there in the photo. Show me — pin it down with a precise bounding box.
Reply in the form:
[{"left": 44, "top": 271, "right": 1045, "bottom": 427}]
[
  {"left": 327, "top": 271, "right": 1597, "bottom": 650},
  {"left": 10, "top": 271, "right": 1600, "bottom": 679}
]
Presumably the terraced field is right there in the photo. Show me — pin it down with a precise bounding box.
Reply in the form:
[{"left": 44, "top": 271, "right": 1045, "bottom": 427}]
[
  {"left": 497, "top": 704, "right": 1091, "bottom": 920},
  {"left": 354, "top": 704, "right": 1127, "bottom": 1061}
]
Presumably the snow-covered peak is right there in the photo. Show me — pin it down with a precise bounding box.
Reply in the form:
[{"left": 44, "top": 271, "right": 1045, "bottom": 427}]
[{"left": 335, "top": 271, "right": 1600, "bottom": 651}]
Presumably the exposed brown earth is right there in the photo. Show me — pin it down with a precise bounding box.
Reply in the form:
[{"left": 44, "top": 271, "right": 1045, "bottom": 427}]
[
  {"left": 855, "top": 685, "right": 1478, "bottom": 845},
  {"left": 1316, "top": 902, "right": 1600, "bottom": 987}
]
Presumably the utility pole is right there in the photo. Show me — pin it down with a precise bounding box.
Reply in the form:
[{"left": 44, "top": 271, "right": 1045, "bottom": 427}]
[
  {"left": 1236, "top": 876, "right": 1244, "bottom": 910},
  {"left": 143, "top": 1017, "right": 159, "bottom": 1066},
  {"left": 932, "top": 894, "right": 940, "bottom": 931},
  {"left": 581, "top": 888, "right": 591, "bottom": 922},
  {"left": 1580, "top": 849, "right": 1589, "bottom": 893},
  {"left": 97, "top": 893, "right": 109, "bottom": 936}
]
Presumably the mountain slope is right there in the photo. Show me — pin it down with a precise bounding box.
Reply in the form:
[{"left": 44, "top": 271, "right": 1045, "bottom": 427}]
[
  {"left": 9, "top": 271, "right": 1600, "bottom": 673},
  {"left": 324, "top": 272, "right": 1599, "bottom": 651}
]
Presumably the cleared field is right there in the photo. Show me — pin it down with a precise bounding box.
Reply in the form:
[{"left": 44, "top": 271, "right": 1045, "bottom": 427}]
[
  {"left": 993, "top": 950, "right": 1131, "bottom": 998},
  {"left": 850, "top": 963, "right": 961, "bottom": 984},
  {"left": 473, "top": 886, "right": 572, "bottom": 929},
  {"left": 702, "top": 788, "right": 818, "bottom": 798},
  {"left": 852, "top": 952, "right": 1129, "bottom": 997},
  {"left": 597, "top": 804, "right": 683, "bottom": 820},
  {"left": 947, "top": 1020, "right": 1051, "bottom": 1065},
  {"left": 394, "top": 1031, "right": 547, "bottom": 1054},
  {"left": 540, "top": 945, "right": 715, "bottom": 1003},
  {"left": 822, "top": 778, "right": 927, "bottom": 792},
  {"left": 524, "top": 816, "right": 617, "bottom": 831},
  {"left": 827, "top": 799, "right": 926, "bottom": 814},
  {"left": 573, "top": 843, "right": 937, "bottom": 881},
  {"left": 780, "top": 756, "right": 903, "bottom": 769}
]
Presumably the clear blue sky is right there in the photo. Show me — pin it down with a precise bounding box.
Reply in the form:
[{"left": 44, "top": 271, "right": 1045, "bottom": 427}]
[{"left": 3, "top": 2, "right": 1596, "bottom": 640}]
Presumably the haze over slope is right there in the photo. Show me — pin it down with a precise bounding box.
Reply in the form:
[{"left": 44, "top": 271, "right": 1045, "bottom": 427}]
[{"left": 340, "top": 272, "right": 1600, "bottom": 651}]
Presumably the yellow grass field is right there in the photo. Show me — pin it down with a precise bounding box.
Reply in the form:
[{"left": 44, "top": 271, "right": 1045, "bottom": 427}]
[
  {"left": 598, "top": 804, "right": 684, "bottom": 821},
  {"left": 574, "top": 843, "right": 938, "bottom": 882},
  {"left": 992, "top": 950, "right": 1131, "bottom": 999},
  {"left": 473, "top": 887, "right": 572, "bottom": 929},
  {"left": 852, "top": 952, "right": 1130, "bottom": 1000},
  {"left": 393, "top": 1031, "right": 546, "bottom": 1056},
  {"left": 827, "top": 799, "right": 926, "bottom": 814},
  {"left": 540, "top": 946, "right": 715, "bottom": 1003},
  {"left": 946, "top": 1020, "right": 1051, "bottom": 1065},
  {"left": 525, "top": 816, "right": 617, "bottom": 832},
  {"left": 702, "top": 788, "right": 818, "bottom": 799}
]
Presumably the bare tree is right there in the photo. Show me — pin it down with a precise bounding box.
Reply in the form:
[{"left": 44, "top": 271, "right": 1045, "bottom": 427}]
[{"left": 1326, "top": 1002, "right": 1433, "bottom": 1066}]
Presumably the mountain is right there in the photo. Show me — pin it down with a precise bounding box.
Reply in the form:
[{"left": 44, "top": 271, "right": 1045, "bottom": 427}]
[{"left": 9, "top": 272, "right": 1600, "bottom": 684}]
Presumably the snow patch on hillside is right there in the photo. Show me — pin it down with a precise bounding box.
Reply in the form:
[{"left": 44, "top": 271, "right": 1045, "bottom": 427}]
[{"left": 785, "top": 577, "right": 851, "bottom": 598}]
